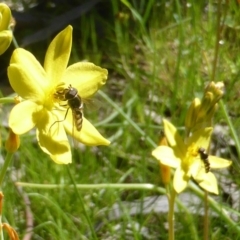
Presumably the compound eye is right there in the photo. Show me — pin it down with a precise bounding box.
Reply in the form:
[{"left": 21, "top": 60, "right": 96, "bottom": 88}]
[{"left": 65, "top": 88, "right": 78, "bottom": 99}]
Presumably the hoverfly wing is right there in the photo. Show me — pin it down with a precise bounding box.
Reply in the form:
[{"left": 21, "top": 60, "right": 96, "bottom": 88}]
[{"left": 82, "top": 97, "right": 101, "bottom": 111}]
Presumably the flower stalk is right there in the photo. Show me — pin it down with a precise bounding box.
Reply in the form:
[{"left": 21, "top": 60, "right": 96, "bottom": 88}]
[
  {"left": 158, "top": 133, "right": 175, "bottom": 240},
  {"left": 168, "top": 189, "right": 176, "bottom": 240},
  {"left": 203, "top": 191, "right": 209, "bottom": 240}
]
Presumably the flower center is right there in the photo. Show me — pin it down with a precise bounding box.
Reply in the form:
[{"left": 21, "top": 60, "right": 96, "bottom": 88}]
[
  {"left": 182, "top": 143, "right": 198, "bottom": 172},
  {"left": 43, "top": 87, "right": 57, "bottom": 111}
]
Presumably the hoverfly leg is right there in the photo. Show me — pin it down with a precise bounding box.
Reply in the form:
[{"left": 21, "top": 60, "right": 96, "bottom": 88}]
[{"left": 48, "top": 107, "right": 70, "bottom": 134}]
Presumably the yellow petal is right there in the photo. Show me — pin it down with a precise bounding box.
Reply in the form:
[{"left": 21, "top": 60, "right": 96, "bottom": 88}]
[
  {"left": 190, "top": 159, "right": 202, "bottom": 177},
  {"left": 8, "top": 48, "right": 48, "bottom": 101},
  {"left": 197, "top": 172, "right": 219, "bottom": 194},
  {"left": 0, "top": 3, "right": 11, "bottom": 30},
  {"left": 50, "top": 150, "right": 72, "bottom": 164},
  {"left": 152, "top": 146, "right": 180, "bottom": 168},
  {"left": 0, "top": 30, "right": 12, "bottom": 55},
  {"left": 187, "top": 127, "right": 213, "bottom": 149},
  {"left": 209, "top": 156, "right": 232, "bottom": 169},
  {"left": 37, "top": 130, "right": 71, "bottom": 164},
  {"left": 173, "top": 167, "right": 189, "bottom": 193},
  {"left": 36, "top": 110, "right": 71, "bottom": 164},
  {"left": 44, "top": 25, "right": 72, "bottom": 87},
  {"left": 9, "top": 100, "right": 42, "bottom": 134},
  {"left": 62, "top": 62, "right": 108, "bottom": 99},
  {"left": 63, "top": 112, "right": 110, "bottom": 146},
  {"left": 163, "top": 119, "right": 185, "bottom": 158}
]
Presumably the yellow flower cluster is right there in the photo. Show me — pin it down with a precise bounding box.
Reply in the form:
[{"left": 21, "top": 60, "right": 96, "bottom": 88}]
[{"left": 152, "top": 82, "right": 231, "bottom": 194}]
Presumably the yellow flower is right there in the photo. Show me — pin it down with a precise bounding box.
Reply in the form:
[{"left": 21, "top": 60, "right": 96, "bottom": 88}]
[
  {"left": 0, "top": 3, "right": 12, "bottom": 55},
  {"left": 8, "top": 25, "right": 110, "bottom": 164},
  {"left": 152, "top": 119, "right": 232, "bottom": 194}
]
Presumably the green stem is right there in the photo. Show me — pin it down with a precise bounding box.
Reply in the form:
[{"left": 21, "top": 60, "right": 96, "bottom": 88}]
[
  {"left": 219, "top": 100, "right": 240, "bottom": 168},
  {"left": 15, "top": 182, "right": 165, "bottom": 192},
  {"left": 12, "top": 34, "right": 19, "bottom": 49},
  {"left": 175, "top": 197, "right": 199, "bottom": 240},
  {"left": 211, "top": 0, "right": 222, "bottom": 82},
  {"left": 203, "top": 191, "right": 209, "bottom": 240},
  {"left": 0, "top": 152, "right": 14, "bottom": 240},
  {"left": 66, "top": 166, "right": 98, "bottom": 240},
  {"left": 168, "top": 189, "right": 176, "bottom": 240},
  {"left": 172, "top": 0, "right": 184, "bottom": 110},
  {"left": 0, "top": 152, "right": 14, "bottom": 188},
  {"left": 0, "top": 97, "right": 16, "bottom": 104}
]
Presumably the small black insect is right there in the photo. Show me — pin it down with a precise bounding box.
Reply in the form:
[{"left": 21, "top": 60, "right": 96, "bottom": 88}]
[
  {"left": 54, "top": 84, "right": 83, "bottom": 131},
  {"left": 198, "top": 147, "right": 210, "bottom": 173}
]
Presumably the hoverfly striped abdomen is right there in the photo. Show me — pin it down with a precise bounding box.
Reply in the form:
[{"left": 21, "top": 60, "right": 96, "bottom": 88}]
[{"left": 198, "top": 147, "right": 210, "bottom": 173}]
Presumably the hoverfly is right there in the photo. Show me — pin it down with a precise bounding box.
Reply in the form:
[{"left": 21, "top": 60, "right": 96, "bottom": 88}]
[
  {"left": 198, "top": 147, "right": 210, "bottom": 173},
  {"left": 53, "top": 84, "right": 83, "bottom": 132}
]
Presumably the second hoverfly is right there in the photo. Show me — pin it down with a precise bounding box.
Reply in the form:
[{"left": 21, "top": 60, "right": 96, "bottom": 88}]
[
  {"left": 54, "top": 84, "right": 83, "bottom": 131},
  {"left": 198, "top": 147, "right": 210, "bottom": 173}
]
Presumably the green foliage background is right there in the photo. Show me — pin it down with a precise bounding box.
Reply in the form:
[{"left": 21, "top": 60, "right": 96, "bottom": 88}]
[{"left": 1, "top": 0, "right": 240, "bottom": 239}]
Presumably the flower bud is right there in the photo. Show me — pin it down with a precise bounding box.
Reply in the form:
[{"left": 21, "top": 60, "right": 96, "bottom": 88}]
[
  {"left": 0, "top": 3, "right": 12, "bottom": 55},
  {"left": 185, "top": 98, "right": 201, "bottom": 132},
  {"left": 190, "top": 82, "right": 225, "bottom": 132},
  {"left": 195, "top": 92, "right": 213, "bottom": 124},
  {"left": 201, "top": 82, "right": 224, "bottom": 116},
  {"left": 204, "top": 81, "right": 224, "bottom": 103},
  {"left": 5, "top": 129, "right": 20, "bottom": 153},
  {"left": 0, "top": 30, "right": 12, "bottom": 55},
  {"left": 0, "top": 4, "right": 11, "bottom": 30}
]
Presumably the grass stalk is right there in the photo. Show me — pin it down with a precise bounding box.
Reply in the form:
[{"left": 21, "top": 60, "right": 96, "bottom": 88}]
[
  {"left": 66, "top": 166, "right": 98, "bottom": 240},
  {"left": 189, "top": 182, "right": 240, "bottom": 234},
  {"left": 203, "top": 191, "right": 209, "bottom": 240},
  {"left": 0, "top": 152, "right": 14, "bottom": 188},
  {"left": 219, "top": 100, "right": 240, "bottom": 167},
  {"left": 16, "top": 182, "right": 166, "bottom": 193},
  {"left": 167, "top": 189, "right": 176, "bottom": 240},
  {"left": 211, "top": 0, "right": 222, "bottom": 82}
]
